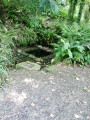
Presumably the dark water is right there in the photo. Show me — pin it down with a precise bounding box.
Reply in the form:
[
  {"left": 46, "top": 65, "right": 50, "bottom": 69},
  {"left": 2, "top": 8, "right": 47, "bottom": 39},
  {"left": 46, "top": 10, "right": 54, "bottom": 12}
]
[
  {"left": 12, "top": 47, "right": 54, "bottom": 68},
  {"left": 26, "top": 48, "right": 52, "bottom": 57}
]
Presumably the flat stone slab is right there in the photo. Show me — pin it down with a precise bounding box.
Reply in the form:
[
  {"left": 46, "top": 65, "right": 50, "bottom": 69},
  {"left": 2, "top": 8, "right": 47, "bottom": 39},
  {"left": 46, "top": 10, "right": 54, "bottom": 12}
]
[
  {"left": 16, "top": 61, "right": 41, "bottom": 71},
  {"left": 44, "top": 65, "right": 57, "bottom": 72}
]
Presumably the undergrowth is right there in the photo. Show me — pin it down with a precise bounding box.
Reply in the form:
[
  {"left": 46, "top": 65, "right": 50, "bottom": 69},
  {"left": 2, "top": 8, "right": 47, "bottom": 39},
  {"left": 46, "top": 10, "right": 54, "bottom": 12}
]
[
  {"left": 52, "top": 22, "right": 90, "bottom": 65},
  {"left": 17, "top": 26, "right": 38, "bottom": 46},
  {"left": 0, "top": 25, "right": 14, "bottom": 85}
]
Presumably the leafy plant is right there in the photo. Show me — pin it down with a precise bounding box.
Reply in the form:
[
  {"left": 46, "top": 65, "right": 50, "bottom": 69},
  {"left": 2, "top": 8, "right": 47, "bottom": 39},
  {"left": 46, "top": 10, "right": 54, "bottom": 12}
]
[
  {"left": 40, "top": 0, "right": 60, "bottom": 14},
  {"left": 18, "top": 27, "right": 37, "bottom": 46},
  {"left": 37, "top": 28, "right": 57, "bottom": 45},
  {"left": 52, "top": 22, "right": 90, "bottom": 65},
  {"left": 50, "top": 6, "right": 68, "bottom": 20},
  {"left": 0, "top": 25, "right": 14, "bottom": 85},
  {"left": 0, "top": 56, "right": 9, "bottom": 85}
]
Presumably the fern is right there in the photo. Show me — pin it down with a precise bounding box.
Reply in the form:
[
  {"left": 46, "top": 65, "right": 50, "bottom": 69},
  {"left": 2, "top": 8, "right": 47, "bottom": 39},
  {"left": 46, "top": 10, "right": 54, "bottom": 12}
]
[
  {"left": 0, "top": 26, "right": 15, "bottom": 85},
  {"left": 52, "top": 22, "right": 90, "bottom": 65},
  {"left": 18, "top": 27, "right": 37, "bottom": 46},
  {"left": 7, "top": 0, "right": 59, "bottom": 15}
]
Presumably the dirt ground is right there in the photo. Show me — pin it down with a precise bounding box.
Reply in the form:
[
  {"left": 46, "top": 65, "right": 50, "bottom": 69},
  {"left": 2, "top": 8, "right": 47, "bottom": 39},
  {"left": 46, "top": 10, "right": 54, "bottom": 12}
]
[{"left": 0, "top": 63, "right": 90, "bottom": 120}]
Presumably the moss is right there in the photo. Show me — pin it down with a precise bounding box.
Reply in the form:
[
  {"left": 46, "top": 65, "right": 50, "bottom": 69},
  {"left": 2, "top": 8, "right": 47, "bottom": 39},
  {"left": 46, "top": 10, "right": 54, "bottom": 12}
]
[
  {"left": 16, "top": 61, "right": 41, "bottom": 71},
  {"left": 44, "top": 65, "right": 56, "bottom": 72}
]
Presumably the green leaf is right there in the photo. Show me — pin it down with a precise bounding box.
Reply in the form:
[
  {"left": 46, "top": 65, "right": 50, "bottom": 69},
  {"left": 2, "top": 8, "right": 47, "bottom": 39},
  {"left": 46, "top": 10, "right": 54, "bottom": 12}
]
[
  {"left": 64, "top": 42, "right": 70, "bottom": 50},
  {"left": 0, "top": 68, "right": 9, "bottom": 78},
  {"left": 68, "top": 49, "right": 73, "bottom": 58}
]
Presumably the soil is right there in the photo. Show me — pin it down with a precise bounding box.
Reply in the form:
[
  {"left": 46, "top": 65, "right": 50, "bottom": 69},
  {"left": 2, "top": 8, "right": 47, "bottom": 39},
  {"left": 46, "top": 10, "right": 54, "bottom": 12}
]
[{"left": 0, "top": 63, "right": 90, "bottom": 120}]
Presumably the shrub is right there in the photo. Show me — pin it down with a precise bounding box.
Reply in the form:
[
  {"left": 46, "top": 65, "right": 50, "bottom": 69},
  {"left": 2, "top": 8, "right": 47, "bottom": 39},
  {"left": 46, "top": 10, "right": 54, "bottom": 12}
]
[
  {"left": 52, "top": 22, "right": 90, "bottom": 65},
  {"left": 0, "top": 25, "right": 14, "bottom": 85},
  {"left": 50, "top": 7, "right": 68, "bottom": 20},
  {"left": 18, "top": 27, "right": 37, "bottom": 46},
  {"left": 37, "top": 28, "right": 57, "bottom": 46},
  {"left": 46, "top": 19, "right": 65, "bottom": 34}
]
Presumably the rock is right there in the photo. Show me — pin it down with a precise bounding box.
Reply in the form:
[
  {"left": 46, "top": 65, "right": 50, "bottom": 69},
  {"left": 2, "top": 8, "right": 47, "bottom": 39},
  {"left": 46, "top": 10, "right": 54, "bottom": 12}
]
[
  {"left": 17, "top": 49, "right": 22, "bottom": 53},
  {"left": 16, "top": 61, "right": 41, "bottom": 71},
  {"left": 29, "top": 54, "right": 42, "bottom": 62},
  {"left": 44, "top": 65, "right": 56, "bottom": 72}
]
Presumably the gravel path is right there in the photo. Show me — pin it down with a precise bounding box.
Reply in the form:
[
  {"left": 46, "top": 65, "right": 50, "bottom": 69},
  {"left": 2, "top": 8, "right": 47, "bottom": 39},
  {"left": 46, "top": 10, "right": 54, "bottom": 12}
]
[{"left": 0, "top": 63, "right": 90, "bottom": 120}]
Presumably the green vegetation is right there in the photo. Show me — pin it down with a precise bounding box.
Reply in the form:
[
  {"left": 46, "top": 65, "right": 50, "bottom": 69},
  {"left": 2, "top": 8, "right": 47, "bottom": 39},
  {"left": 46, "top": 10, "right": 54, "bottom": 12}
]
[
  {"left": 17, "top": 27, "right": 37, "bottom": 46},
  {"left": 0, "top": 0, "right": 90, "bottom": 84},
  {"left": 52, "top": 23, "right": 90, "bottom": 65},
  {"left": 0, "top": 25, "right": 14, "bottom": 84}
]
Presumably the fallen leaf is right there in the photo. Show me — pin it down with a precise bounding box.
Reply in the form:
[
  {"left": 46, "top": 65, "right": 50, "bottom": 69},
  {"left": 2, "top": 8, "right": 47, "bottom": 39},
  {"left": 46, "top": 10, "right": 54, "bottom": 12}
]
[
  {"left": 50, "top": 81, "right": 56, "bottom": 84},
  {"left": 51, "top": 59, "right": 54, "bottom": 63},
  {"left": 80, "top": 111, "right": 83, "bottom": 114},
  {"left": 59, "top": 72, "right": 62, "bottom": 74},
  {"left": 41, "top": 97, "right": 43, "bottom": 100},
  {"left": 50, "top": 81, "right": 53, "bottom": 84},
  {"left": 52, "top": 82, "right": 56, "bottom": 85},
  {"left": 74, "top": 114, "right": 80, "bottom": 119},
  {"left": 17, "top": 112, "right": 20, "bottom": 115},
  {"left": 46, "top": 97, "right": 49, "bottom": 101},
  {"left": 41, "top": 71, "right": 46, "bottom": 74},
  {"left": 87, "top": 116, "right": 90, "bottom": 119},
  {"left": 31, "top": 103, "right": 36, "bottom": 107},
  {"left": 72, "top": 91, "right": 75, "bottom": 94},
  {"left": 49, "top": 76, "right": 54, "bottom": 80},
  {"left": 36, "top": 62, "right": 40, "bottom": 64},
  {"left": 50, "top": 113, "right": 54, "bottom": 118},
  {"left": 32, "top": 85, "right": 39, "bottom": 88},
  {"left": 76, "top": 77, "right": 80, "bottom": 80},
  {"left": 21, "top": 92, "right": 27, "bottom": 99},
  {"left": 84, "top": 87, "right": 90, "bottom": 92},
  {"left": 45, "top": 82, "right": 47, "bottom": 84},
  {"left": 82, "top": 101, "right": 87, "bottom": 105},
  {"left": 52, "top": 89, "right": 56, "bottom": 92},
  {"left": 76, "top": 100, "right": 81, "bottom": 106}
]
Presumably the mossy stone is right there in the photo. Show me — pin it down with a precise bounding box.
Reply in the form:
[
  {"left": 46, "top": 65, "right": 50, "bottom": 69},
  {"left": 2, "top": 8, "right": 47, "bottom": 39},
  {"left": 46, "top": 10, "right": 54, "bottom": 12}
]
[
  {"left": 16, "top": 61, "right": 41, "bottom": 71},
  {"left": 44, "top": 65, "right": 56, "bottom": 72}
]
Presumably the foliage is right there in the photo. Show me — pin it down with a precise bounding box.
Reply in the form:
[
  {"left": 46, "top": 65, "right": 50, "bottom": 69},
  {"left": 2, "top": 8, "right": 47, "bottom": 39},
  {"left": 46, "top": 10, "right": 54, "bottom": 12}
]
[
  {"left": 17, "top": 27, "right": 37, "bottom": 46},
  {"left": 48, "top": 19, "right": 64, "bottom": 31},
  {"left": 6, "top": 0, "right": 60, "bottom": 27},
  {"left": 0, "top": 25, "right": 14, "bottom": 85},
  {"left": 0, "top": 0, "right": 5, "bottom": 22},
  {"left": 37, "top": 28, "right": 57, "bottom": 45},
  {"left": 50, "top": 7, "right": 68, "bottom": 19},
  {"left": 40, "top": 0, "right": 60, "bottom": 14},
  {"left": 6, "top": 0, "right": 59, "bottom": 16},
  {"left": 52, "top": 22, "right": 90, "bottom": 65}
]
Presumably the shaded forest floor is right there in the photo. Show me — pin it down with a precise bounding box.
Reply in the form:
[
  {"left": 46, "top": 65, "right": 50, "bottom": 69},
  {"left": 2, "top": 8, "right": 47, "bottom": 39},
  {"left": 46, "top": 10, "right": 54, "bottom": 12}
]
[{"left": 0, "top": 63, "right": 90, "bottom": 120}]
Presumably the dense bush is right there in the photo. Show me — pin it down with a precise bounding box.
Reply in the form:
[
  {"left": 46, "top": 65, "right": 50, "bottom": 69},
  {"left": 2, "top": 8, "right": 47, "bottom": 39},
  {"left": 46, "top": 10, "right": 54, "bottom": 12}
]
[
  {"left": 37, "top": 28, "right": 57, "bottom": 45},
  {"left": 52, "top": 22, "right": 90, "bottom": 65},
  {"left": 17, "top": 27, "right": 38, "bottom": 46},
  {"left": 0, "top": 25, "right": 14, "bottom": 85}
]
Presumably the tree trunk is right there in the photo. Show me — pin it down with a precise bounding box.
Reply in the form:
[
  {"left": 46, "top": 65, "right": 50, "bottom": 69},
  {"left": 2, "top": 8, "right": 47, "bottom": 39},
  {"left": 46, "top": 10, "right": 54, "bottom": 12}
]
[
  {"left": 78, "top": 0, "right": 85, "bottom": 23},
  {"left": 68, "top": 0, "right": 73, "bottom": 21},
  {"left": 68, "top": 0, "right": 78, "bottom": 22},
  {"left": 0, "top": 0, "right": 4, "bottom": 19},
  {"left": 84, "top": 2, "right": 90, "bottom": 23}
]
